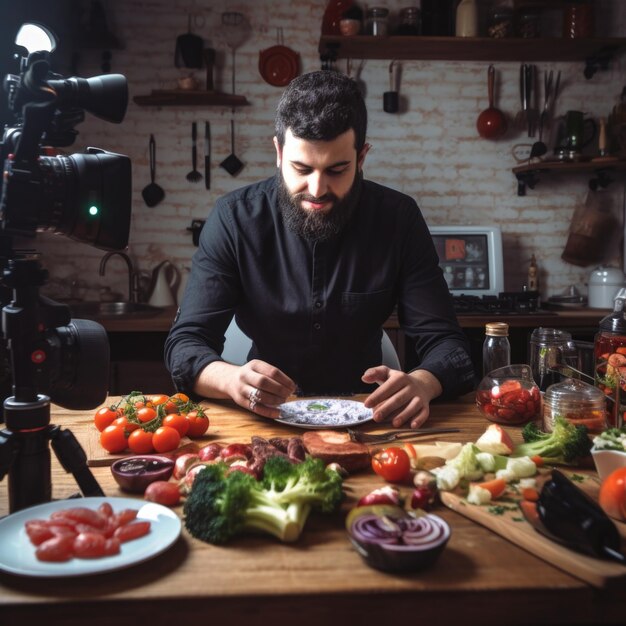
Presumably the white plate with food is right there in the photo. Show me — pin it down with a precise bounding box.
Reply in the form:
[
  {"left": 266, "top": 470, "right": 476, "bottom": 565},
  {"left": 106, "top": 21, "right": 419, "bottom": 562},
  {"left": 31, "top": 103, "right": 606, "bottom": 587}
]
[
  {"left": 277, "top": 398, "right": 373, "bottom": 429},
  {"left": 0, "top": 496, "right": 181, "bottom": 577}
]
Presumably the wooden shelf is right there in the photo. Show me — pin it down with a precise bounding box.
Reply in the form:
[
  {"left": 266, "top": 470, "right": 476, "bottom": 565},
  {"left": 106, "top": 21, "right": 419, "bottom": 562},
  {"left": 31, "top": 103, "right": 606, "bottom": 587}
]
[
  {"left": 318, "top": 35, "right": 626, "bottom": 63},
  {"left": 133, "top": 90, "right": 249, "bottom": 107},
  {"left": 512, "top": 158, "right": 626, "bottom": 194}
]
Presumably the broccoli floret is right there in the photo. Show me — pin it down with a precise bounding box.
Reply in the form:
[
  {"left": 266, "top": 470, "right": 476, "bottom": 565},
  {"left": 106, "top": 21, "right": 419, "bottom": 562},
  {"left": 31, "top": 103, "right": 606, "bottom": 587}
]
[
  {"left": 262, "top": 456, "right": 343, "bottom": 513},
  {"left": 183, "top": 457, "right": 343, "bottom": 544},
  {"left": 521, "top": 421, "right": 544, "bottom": 443},
  {"left": 513, "top": 415, "right": 592, "bottom": 465}
]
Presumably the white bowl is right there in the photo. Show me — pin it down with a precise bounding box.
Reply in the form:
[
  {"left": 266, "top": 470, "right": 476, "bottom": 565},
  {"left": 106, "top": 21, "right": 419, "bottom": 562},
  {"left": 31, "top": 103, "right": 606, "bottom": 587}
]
[{"left": 591, "top": 449, "right": 626, "bottom": 481}]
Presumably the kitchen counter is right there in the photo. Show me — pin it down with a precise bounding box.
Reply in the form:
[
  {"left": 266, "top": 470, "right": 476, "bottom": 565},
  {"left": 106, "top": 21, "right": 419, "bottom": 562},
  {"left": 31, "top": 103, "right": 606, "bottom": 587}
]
[
  {"left": 0, "top": 396, "right": 624, "bottom": 626},
  {"left": 91, "top": 306, "right": 607, "bottom": 333}
]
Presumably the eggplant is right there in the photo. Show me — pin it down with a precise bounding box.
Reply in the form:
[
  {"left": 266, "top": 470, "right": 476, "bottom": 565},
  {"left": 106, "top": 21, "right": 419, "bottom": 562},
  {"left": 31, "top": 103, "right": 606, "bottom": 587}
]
[{"left": 536, "top": 470, "right": 626, "bottom": 564}]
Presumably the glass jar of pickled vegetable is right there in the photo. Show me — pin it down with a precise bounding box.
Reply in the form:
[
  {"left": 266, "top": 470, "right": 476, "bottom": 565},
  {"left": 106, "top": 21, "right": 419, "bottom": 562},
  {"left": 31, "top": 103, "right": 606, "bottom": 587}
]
[
  {"left": 595, "top": 290, "right": 626, "bottom": 427},
  {"left": 543, "top": 378, "right": 606, "bottom": 433}
]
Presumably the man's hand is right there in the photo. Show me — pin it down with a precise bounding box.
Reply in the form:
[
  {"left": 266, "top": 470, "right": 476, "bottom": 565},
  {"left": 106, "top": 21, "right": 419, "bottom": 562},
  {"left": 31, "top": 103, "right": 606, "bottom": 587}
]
[
  {"left": 361, "top": 367, "right": 443, "bottom": 428},
  {"left": 195, "top": 359, "right": 296, "bottom": 419}
]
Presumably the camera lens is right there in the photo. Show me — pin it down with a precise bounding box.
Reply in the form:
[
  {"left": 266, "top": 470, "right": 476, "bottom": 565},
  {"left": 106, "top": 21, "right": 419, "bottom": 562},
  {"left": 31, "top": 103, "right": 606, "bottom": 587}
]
[{"left": 2, "top": 149, "right": 131, "bottom": 251}]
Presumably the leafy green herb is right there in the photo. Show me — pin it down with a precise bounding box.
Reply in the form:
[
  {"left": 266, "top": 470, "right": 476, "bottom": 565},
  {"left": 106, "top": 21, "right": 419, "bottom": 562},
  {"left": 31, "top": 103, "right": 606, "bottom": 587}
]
[
  {"left": 488, "top": 504, "right": 518, "bottom": 516},
  {"left": 569, "top": 473, "right": 585, "bottom": 483}
]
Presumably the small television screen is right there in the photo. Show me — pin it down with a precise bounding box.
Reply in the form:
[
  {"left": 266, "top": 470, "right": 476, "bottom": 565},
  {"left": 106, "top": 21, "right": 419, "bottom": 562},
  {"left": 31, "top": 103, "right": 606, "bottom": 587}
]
[{"left": 428, "top": 225, "right": 504, "bottom": 298}]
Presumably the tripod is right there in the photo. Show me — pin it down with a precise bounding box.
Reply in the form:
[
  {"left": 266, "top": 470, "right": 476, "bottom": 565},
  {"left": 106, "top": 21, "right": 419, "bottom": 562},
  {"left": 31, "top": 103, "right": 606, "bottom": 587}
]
[{"left": 0, "top": 254, "right": 104, "bottom": 513}]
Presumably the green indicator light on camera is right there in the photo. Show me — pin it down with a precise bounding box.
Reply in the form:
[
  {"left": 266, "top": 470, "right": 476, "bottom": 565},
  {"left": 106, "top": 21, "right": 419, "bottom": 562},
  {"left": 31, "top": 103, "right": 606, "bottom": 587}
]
[{"left": 88, "top": 205, "right": 99, "bottom": 217}]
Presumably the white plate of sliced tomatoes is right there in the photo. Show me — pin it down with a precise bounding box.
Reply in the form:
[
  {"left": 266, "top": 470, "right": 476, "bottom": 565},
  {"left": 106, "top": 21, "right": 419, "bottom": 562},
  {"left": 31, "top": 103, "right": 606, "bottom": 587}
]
[{"left": 0, "top": 497, "right": 181, "bottom": 577}]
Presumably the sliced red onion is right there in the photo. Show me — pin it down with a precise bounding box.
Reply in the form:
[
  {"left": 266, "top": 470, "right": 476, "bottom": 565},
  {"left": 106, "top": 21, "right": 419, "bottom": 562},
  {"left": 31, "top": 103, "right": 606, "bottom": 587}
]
[{"left": 350, "top": 513, "right": 449, "bottom": 551}]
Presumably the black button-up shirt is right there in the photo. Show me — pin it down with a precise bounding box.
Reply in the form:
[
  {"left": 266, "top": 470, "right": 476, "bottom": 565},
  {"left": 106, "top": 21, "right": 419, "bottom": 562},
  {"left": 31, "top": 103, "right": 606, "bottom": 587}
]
[{"left": 165, "top": 175, "right": 474, "bottom": 397}]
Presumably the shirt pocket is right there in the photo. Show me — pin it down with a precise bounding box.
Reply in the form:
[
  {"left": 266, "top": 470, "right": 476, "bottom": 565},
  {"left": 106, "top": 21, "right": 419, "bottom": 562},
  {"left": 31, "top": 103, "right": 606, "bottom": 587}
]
[{"left": 341, "top": 288, "right": 394, "bottom": 323}]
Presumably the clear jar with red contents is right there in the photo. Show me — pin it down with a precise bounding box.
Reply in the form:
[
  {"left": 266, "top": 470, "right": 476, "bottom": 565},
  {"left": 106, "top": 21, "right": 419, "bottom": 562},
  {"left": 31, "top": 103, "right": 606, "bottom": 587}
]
[
  {"left": 595, "top": 290, "right": 626, "bottom": 428},
  {"left": 476, "top": 364, "right": 541, "bottom": 425},
  {"left": 543, "top": 378, "right": 606, "bottom": 434}
]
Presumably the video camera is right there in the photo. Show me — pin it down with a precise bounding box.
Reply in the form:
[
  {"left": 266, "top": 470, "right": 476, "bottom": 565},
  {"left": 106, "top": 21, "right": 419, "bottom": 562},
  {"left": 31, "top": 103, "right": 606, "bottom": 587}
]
[{"left": 0, "top": 22, "right": 132, "bottom": 512}]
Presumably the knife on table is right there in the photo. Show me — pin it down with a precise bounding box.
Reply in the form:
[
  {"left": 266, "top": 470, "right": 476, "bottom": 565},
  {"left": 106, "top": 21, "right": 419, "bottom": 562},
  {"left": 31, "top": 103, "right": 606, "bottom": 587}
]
[{"left": 204, "top": 121, "right": 210, "bottom": 190}]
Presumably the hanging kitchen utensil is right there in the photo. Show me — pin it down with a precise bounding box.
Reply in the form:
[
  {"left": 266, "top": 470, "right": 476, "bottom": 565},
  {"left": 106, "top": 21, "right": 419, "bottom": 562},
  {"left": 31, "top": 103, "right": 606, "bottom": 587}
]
[
  {"left": 175, "top": 14, "right": 204, "bottom": 69},
  {"left": 142, "top": 134, "right": 165, "bottom": 207},
  {"left": 476, "top": 65, "right": 507, "bottom": 140},
  {"left": 383, "top": 59, "right": 399, "bottom": 113},
  {"left": 259, "top": 27, "right": 300, "bottom": 87},
  {"left": 204, "top": 121, "right": 211, "bottom": 189},
  {"left": 186, "top": 122, "right": 203, "bottom": 183},
  {"left": 514, "top": 64, "right": 528, "bottom": 131},
  {"left": 222, "top": 12, "right": 251, "bottom": 95},
  {"left": 220, "top": 119, "right": 244, "bottom": 176}
]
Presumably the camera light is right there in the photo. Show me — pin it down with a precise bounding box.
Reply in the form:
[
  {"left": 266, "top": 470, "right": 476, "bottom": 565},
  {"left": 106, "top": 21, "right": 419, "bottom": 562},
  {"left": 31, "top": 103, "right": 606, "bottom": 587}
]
[{"left": 88, "top": 205, "right": 99, "bottom": 216}]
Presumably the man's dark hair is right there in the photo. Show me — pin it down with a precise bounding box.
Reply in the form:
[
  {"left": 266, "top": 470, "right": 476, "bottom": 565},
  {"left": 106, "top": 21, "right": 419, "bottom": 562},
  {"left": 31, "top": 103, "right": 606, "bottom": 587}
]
[{"left": 275, "top": 71, "right": 367, "bottom": 152}]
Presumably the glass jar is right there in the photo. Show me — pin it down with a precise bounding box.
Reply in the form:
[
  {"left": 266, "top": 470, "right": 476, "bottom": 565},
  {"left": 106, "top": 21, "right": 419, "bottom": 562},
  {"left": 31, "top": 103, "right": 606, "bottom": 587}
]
[
  {"left": 476, "top": 364, "right": 541, "bottom": 425},
  {"left": 543, "top": 378, "right": 606, "bottom": 433},
  {"left": 396, "top": 7, "right": 421, "bottom": 35},
  {"left": 487, "top": 3, "right": 514, "bottom": 38},
  {"left": 366, "top": 7, "right": 389, "bottom": 37},
  {"left": 595, "top": 292, "right": 626, "bottom": 427},
  {"left": 529, "top": 327, "right": 578, "bottom": 392},
  {"left": 482, "top": 322, "right": 511, "bottom": 376},
  {"left": 563, "top": 1, "right": 594, "bottom": 39}
]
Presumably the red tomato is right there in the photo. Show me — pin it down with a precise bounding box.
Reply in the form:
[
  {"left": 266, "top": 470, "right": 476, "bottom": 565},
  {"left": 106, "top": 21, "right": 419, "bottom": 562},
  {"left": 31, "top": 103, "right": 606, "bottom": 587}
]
[
  {"left": 112, "top": 415, "right": 140, "bottom": 434},
  {"left": 185, "top": 410, "right": 209, "bottom": 438},
  {"left": 94, "top": 407, "right": 119, "bottom": 432},
  {"left": 98, "top": 502, "right": 114, "bottom": 518},
  {"left": 100, "top": 424, "right": 128, "bottom": 453},
  {"left": 128, "top": 428, "right": 155, "bottom": 454},
  {"left": 73, "top": 532, "right": 107, "bottom": 558},
  {"left": 136, "top": 406, "right": 157, "bottom": 423},
  {"left": 144, "top": 481, "right": 181, "bottom": 506},
  {"left": 152, "top": 426, "right": 181, "bottom": 453},
  {"left": 162, "top": 413, "right": 190, "bottom": 437},
  {"left": 114, "top": 521, "right": 151, "bottom": 542},
  {"left": 599, "top": 467, "right": 626, "bottom": 521},
  {"left": 35, "top": 535, "right": 75, "bottom": 562},
  {"left": 371, "top": 446, "right": 411, "bottom": 483}
]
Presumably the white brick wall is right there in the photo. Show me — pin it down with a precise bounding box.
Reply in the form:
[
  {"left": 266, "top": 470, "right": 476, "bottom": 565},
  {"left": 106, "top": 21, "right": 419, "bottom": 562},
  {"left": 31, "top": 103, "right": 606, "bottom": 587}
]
[{"left": 30, "top": 0, "right": 626, "bottom": 305}]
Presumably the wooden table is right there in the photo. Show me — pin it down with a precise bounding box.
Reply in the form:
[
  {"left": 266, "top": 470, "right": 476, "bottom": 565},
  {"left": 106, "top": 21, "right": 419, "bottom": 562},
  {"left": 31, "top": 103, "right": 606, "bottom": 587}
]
[{"left": 0, "top": 396, "right": 623, "bottom": 626}]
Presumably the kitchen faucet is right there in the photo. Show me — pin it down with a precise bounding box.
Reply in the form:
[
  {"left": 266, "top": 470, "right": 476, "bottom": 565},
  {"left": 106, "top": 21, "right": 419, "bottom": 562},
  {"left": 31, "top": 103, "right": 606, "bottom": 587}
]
[{"left": 99, "top": 251, "right": 141, "bottom": 303}]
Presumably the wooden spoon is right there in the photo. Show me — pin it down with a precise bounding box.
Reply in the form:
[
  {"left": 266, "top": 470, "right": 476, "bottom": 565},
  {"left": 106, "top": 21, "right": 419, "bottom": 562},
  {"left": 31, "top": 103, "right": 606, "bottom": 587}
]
[{"left": 477, "top": 65, "right": 507, "bottom": 140}]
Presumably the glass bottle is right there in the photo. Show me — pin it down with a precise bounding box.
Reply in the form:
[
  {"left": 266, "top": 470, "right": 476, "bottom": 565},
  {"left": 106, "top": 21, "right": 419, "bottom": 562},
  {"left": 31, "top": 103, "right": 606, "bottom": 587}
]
[
  {"left": 366, "top": 7, "right": 389, "bottom": 36},
  {"left": 595, "top": 289, "right": 626, "bottom": 428},
  {"left": 487, "top": 1, "right": 514, "bottom": 38},
  {"left": 483, "top": 322, "right": 511, "bottom": 376}
]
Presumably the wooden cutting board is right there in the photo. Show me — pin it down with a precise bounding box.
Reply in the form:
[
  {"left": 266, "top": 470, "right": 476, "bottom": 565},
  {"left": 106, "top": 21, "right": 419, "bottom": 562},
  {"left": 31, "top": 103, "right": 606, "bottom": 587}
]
[
  {"left": 441, "top": 472, "right": 626, "bottom": 588},
  {"left": 85, "top": 426, "right": 198, "bottom": 467}
]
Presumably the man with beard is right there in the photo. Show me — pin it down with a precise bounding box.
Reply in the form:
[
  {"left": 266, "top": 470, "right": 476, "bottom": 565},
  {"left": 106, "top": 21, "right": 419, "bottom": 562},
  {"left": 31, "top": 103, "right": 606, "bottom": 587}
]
[{"left": 165, "top": 71, "right": 473, "bottom": 428}]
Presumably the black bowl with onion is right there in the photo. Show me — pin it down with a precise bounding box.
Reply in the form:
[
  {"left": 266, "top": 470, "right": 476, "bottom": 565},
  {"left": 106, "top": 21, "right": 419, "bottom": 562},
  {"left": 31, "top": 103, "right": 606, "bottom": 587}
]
[
  {"left": 346, "top": 506, "right": 451, "bottom": 573},
  {"left": 111, "top": 455, "right": 175, "bottom": 493}
]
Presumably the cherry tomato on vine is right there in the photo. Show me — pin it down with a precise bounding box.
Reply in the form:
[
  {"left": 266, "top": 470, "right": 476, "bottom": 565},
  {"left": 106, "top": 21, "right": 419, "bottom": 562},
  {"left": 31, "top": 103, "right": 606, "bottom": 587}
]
[
  {"left": 152, "top": 426, "right": 181, "bottom": 453},
  {"left": 128, "top": 428, "right": 154, "bottom": 454},
  {"left": 162, "top": 413, "right": 189, "bottom": 437},
  {"left": 136, "top": 407, "right": 157, "bottom": 423},
  {"left": 185, "top": 410, "right": 209, "bottom": 437},
  {"left": 371, "top": 446, "right": 411, "bottom": 483},
  {"left": 94, "top": 407, "right": 119, "bottom": 432},
  {"left": 112, "top": 415, "right": 140, "bottom": 433},
  {"left": 100, "top": 424, "right": 128, "bottom": 453},
  {"left": 149, "top": 394, "right": 169, "bottom": 407}
]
